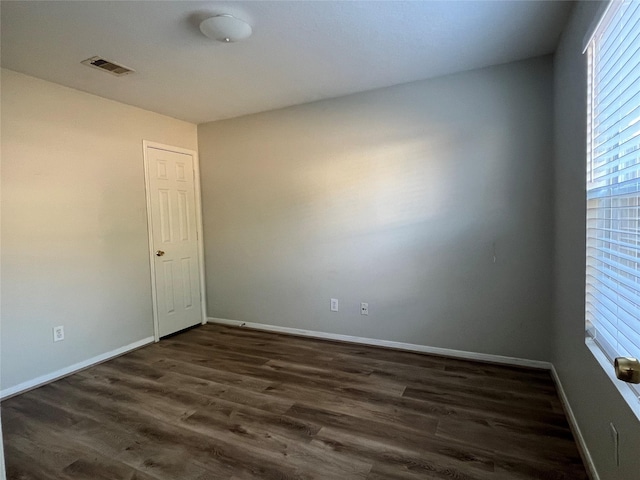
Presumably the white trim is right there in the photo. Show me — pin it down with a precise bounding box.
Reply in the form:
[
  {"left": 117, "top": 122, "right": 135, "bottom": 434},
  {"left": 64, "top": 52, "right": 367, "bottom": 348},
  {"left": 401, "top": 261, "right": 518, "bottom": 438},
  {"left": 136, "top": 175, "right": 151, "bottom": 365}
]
[
  {"left": 550, "top": 365, "right": 600, "bottom": 480},
  {"left": 142, "top": 141, "right": 160, "bottom": 342},
  {"left": 0, "top": 336, "right": 154, "bottom": 400},
  {"left": 582, "top": 0, "right": 616, "bottom": 54},
  {"left": 192, "top": 145, "right": 208, "bottom": 327},
  {"left": 207, "top": 317, "right": 552, "bottom": 369},
  {"left": 142, "top": 141, "right": 208, "bottom": 342}
]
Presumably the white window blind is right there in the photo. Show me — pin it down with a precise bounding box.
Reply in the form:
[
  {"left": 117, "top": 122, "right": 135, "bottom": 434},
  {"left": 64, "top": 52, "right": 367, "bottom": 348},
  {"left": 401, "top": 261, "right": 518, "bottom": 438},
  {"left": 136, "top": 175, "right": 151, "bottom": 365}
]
[{"left": 586, "top": 0, "right": 640, "bottom": 403}]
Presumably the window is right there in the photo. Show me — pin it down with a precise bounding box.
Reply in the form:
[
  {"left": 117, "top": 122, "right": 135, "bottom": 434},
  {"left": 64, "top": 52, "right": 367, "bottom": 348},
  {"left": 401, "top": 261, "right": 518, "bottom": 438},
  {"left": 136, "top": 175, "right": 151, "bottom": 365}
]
[{"left": 586, "top": 0, "right": 640, "bottom": 414}]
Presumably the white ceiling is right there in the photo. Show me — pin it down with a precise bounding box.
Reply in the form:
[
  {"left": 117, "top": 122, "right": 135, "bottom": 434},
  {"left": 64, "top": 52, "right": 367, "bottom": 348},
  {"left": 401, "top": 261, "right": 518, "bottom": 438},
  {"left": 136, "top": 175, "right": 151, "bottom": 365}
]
[{"left": 1, "top": 1, "right": 573, "bottom": 124}]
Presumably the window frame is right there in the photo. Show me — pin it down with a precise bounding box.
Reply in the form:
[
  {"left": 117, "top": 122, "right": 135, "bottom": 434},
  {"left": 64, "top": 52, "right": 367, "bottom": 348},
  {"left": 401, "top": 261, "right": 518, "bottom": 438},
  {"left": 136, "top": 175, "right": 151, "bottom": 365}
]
[{"left": 584, "top": 0, "right": 640, "bottom": 422}]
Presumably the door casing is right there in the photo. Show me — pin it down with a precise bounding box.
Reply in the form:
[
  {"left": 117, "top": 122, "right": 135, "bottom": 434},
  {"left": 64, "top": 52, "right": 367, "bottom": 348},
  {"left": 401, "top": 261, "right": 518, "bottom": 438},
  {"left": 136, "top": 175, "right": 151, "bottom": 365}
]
[{"left": 142, "top": 140, "right": 207, "bottom": 341}]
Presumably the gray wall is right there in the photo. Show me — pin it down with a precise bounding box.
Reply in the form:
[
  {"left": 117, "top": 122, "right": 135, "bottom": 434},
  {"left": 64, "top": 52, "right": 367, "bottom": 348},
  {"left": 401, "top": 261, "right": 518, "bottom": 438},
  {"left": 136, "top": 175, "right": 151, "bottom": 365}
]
[
  {"left": 198, "top": 56, "right": 555, "bottom": 361},
  {"left": 553, "top": 3, "right": 640, "bottom": 479},
  {"left": 1, "top": 69, "right": 198, "bottom": 392}
]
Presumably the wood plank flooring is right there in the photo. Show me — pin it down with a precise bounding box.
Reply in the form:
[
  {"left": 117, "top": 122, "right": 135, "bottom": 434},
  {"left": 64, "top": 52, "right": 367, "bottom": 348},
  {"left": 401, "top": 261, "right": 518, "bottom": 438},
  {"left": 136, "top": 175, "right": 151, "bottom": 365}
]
[{"left": 2, "top": 324, "right": 588, "bottom": 479}]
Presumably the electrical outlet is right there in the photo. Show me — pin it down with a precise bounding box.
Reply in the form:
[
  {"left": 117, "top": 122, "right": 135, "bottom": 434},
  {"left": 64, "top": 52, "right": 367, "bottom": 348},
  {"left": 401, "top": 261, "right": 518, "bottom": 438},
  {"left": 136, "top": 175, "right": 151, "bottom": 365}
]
[
  {"left": 53, "top": 325, "right": 65, "bottom": 342},
  {"left": 609, "top": 423, "right": 619, "bottom": 466},
  {"left": 330, "top": 298, "right": 339, "bottom": 312},
  {"left": 360, "top": 302, "right": 369, "bottom": 315}
]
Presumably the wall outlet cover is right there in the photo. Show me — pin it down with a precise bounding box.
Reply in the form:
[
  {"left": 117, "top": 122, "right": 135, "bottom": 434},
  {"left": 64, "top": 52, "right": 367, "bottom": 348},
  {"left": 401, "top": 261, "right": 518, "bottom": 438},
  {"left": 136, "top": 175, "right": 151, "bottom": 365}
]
[
  {"left": 609, "top": 422, "right": 619, "bottom": 466},
  {"left": 53, "top": 325, "right": 65, "bottom": 342},
  {"left": 330, "top": 298, "right": 339, "bottom": 312}
]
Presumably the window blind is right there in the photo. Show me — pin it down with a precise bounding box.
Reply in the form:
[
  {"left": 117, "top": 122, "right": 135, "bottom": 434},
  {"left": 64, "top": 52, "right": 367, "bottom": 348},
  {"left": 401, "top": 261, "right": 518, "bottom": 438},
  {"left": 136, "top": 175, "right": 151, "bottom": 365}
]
[{"left": 586, "top": 0, "right": 640, "bottom": 403}]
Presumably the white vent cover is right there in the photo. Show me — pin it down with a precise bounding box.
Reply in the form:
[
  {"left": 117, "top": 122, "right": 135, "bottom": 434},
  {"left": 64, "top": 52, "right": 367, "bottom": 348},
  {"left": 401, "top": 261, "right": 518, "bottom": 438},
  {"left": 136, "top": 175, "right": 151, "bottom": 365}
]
[{"left": 81, "top": 56, "right": 135, "bottom": 76}]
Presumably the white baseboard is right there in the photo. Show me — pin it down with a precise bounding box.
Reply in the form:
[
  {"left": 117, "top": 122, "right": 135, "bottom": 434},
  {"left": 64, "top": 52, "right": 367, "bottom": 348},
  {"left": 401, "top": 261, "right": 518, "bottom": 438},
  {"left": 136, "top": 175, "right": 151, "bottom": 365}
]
[
  {"left": 207, "top": 317, "right": 552, "bottom": 370},
  {"left": 550, "top": 365, "right": 600, "bottom": 480},
  {"left": 0, "top": 336, "right": 154, "bottom": 400}
]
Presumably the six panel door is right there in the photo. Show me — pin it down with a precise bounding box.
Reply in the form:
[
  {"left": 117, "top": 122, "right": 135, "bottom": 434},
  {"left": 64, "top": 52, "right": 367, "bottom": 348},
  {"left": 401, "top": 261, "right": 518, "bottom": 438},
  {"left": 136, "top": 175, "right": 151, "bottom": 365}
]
[{"left": 147, "top": 146, "right": 202, "bottom": 337}]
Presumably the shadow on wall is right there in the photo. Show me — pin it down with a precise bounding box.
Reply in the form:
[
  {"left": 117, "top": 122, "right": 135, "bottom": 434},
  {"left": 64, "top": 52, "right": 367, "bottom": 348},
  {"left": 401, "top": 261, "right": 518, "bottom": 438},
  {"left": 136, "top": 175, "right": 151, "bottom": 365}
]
[{"left": 199, "top": 56, "right": 554, "bottom": 361}]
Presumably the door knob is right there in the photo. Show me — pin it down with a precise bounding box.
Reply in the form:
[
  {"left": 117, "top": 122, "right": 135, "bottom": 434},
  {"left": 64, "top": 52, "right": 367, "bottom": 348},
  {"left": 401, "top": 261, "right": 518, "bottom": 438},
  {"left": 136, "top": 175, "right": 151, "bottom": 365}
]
[
  {"left": 156, "top": 250, "right": 165, "bottom": 257},
  {"left": 615, "top": 357, "right": 640, "bottom": 384}
]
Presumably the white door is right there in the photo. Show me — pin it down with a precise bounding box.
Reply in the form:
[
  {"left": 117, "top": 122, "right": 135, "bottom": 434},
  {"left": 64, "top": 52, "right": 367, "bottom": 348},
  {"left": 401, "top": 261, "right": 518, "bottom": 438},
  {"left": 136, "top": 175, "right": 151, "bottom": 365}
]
[{"left": 144, "top": 144, "right": 203, "bottom": 338}]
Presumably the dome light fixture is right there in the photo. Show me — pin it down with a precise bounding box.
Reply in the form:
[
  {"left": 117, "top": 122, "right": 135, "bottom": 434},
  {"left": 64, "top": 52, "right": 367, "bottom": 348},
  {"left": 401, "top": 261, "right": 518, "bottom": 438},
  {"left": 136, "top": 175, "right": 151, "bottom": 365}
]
[{"left": 199, "top": 14, "right": 252, "bottom": 43}]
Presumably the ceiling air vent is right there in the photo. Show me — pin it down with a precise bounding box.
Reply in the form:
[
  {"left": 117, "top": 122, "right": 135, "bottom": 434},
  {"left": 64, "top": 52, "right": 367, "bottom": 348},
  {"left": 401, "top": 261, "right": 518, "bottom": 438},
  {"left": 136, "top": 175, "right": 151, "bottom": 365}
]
[{"left": 81, "top": 56, "right": 135, "bottom": 76}]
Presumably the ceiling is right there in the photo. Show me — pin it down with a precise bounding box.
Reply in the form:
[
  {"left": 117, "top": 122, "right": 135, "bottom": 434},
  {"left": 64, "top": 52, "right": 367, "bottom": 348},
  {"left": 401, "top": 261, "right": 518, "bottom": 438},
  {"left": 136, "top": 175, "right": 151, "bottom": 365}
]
[{"left": 1, "top": 1, "right": 573, "bottom": 124}]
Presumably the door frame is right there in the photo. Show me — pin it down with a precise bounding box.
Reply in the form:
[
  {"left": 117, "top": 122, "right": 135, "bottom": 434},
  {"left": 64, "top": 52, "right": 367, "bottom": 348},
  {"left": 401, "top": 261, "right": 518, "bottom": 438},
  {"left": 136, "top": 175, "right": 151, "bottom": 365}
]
[{"left": 142, "top": 140, "right": 207, "bottom": 342}]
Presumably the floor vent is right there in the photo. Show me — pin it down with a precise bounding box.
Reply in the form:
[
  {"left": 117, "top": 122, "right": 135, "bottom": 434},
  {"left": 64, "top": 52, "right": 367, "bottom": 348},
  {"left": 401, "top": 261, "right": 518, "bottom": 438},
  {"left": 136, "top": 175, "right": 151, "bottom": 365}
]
[{"left": 81, "top": 56, "right": 135, "bottom": 76}]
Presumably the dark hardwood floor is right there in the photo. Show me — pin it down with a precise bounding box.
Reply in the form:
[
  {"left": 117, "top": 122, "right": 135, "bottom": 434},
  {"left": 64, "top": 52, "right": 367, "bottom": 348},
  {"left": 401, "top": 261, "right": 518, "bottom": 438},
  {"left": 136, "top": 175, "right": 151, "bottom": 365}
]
[{"left": 2, "top": 324, "right": 588, "bottom": 479}]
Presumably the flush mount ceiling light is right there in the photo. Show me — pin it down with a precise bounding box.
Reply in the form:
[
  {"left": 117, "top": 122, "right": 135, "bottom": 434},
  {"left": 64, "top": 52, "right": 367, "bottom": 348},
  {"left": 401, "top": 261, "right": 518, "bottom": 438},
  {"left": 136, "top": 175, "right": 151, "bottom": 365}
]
[{"left": 199, "top": 14, "right": 252, "bottom": 43}]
